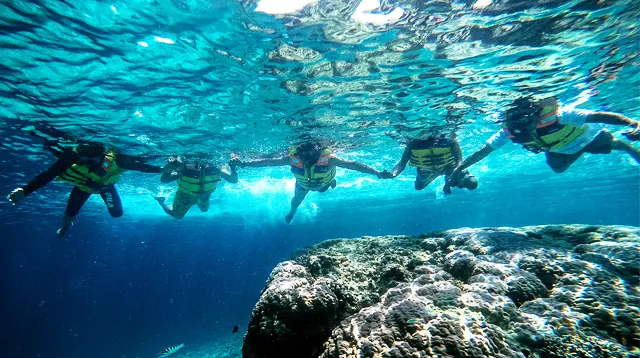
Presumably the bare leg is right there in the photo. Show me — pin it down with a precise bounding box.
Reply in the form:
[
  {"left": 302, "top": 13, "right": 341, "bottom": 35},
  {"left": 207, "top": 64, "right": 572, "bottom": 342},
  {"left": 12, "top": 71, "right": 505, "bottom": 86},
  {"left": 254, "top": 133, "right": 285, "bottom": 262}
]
[
  {"left": 155, "top": 191, "right": 195, "bottom": 219},
  {"left": 545, "top": 152, "right": 582, "bottom": 173},
  {"left": 285, "top": 185, "right": 309, "bottom": 224},
  {"left": 415, "top": 169, "right": 439, "bottom": 191},
  {"left": 612, "top": 137, "right": 640, "bottom": 163},
  {"left": 155, "top": 197, "right": 175, "bottom": 216},
  {"left": 197, "top": 192, "right": 212, "bottom": 212}
]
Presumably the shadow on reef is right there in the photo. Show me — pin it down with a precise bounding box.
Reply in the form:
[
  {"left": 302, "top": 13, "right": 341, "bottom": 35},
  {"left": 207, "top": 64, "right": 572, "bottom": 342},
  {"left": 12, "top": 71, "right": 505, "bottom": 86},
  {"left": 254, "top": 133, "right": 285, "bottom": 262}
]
[{"left": 242, "top": 225, "right": 640, "bottom": 358}]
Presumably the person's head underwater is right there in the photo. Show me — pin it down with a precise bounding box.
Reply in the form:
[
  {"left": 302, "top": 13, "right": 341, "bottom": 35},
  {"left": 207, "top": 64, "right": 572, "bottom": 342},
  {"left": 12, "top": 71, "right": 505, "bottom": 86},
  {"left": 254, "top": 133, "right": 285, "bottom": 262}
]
[
  {"left": 296, "top": 142, "right": 324, "bottom": 167},
  {"left": 75, "top": 142, "right": 106, "bottom": 166},
  {"left": 188, "top": 154, "right": 213, "bottom": 169},
  {"left": 503, "top": 97, "right": 542, "bottom": 135}
]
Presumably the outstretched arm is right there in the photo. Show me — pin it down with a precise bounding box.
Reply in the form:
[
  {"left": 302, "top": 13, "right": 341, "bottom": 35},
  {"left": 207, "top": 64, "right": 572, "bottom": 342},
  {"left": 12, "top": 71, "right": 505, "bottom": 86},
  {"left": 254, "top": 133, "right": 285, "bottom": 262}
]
[
  {"left": 446, "top": 144, "right": 494, "bottom": 190},
  {"left": 331, "top": 157, "right": 383, "bottom": 177},
  {"left": 160, "top": 162, "right": 182, "bottom": 183},
  {"left": 237, "top": 156, "right": 289, "bottom": 168},
  {"left": 8, "top": 153, "right": 75, "bottom": 206},
  {"left": 391, "top": 146, "right": 411, "bottom": 177},
  {"left": 23, "top": 155, "right": 75, "bottom": 196},
  {"left": 221, "top": 163, "right": 238, "bottom": 183},
  {"left": 585, "top": 112, "right": 637, "bottom": 126},
  {"left": 443, "top": 139, "right": 467, "bottom": 194},
  {"left": 453, "top": 128, "right": 507, "bottom": 173},
  {"left": 452, "top": 139, "right": 463, "bottom": 167},
  {"left": 160, "top": 172, "right": 180, "bottom": 183},
  {"left": 116, "top": 154, "right": 163, "bottom": 173},
  {"left": 456, "top": 144, "right": 495, "bottom": 172},
  {"left": 562, "top": 109, "right": 639, "bottom": 140},
  {"left": 586, "top": 112, "right": 639, "bottom": 140}
]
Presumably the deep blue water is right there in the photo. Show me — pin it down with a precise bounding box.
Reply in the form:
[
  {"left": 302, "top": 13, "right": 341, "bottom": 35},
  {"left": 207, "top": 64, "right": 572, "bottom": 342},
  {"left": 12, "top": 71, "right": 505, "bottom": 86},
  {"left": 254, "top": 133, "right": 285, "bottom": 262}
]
[
  {"left": 1, "top": 0, "right": 640, "bottom": 357},
  {"left": 2, "top": 219, "right": 272, "bottom": 357}
]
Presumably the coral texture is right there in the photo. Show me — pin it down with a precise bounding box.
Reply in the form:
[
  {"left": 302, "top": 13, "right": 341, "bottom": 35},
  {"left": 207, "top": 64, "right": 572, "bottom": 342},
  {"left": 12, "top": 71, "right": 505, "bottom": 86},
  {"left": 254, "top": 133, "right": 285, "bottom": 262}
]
[{"left": 243, "top": 225, "right": 640, "bottom": 358}]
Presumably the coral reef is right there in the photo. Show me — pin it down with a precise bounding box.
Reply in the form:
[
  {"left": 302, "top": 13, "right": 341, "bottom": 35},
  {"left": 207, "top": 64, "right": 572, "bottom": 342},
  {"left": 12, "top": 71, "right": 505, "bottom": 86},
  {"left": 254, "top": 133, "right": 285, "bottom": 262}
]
[{"left": 243, "top": 225, "right": 640, "bottom": 358}]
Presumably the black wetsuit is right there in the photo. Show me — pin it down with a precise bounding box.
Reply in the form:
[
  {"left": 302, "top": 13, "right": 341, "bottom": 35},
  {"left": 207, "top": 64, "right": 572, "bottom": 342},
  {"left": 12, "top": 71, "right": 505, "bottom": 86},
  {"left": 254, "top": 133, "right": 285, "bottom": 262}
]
[{"left": 23, "top": 150, "right": 161, "bottom": 218}]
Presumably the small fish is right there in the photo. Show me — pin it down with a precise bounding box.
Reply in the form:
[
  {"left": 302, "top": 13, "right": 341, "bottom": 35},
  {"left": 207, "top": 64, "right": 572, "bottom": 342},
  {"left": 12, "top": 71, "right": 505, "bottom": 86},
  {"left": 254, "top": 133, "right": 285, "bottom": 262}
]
[
  {"left": 158, "top": 343, "right": 185, "bottom": 357},
  {"left": 232, "top": 325, "right": 239, "bottom": 333}
]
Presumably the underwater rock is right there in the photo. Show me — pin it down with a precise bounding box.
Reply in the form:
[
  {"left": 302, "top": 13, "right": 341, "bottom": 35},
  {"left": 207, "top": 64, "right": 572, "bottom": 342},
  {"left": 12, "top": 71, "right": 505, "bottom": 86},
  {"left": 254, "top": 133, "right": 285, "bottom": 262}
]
[
  {"left": 241, "top": 261, "right": 341, "bottom": 358},
  {"left": 420, "top": 237, "right": 445, "bottom": 251},
  {"left": 243, "top": 225, "right": 640, "bottom": 358},
  {"left": 444, "top": 249, "right": 477, "bottom": 281}
]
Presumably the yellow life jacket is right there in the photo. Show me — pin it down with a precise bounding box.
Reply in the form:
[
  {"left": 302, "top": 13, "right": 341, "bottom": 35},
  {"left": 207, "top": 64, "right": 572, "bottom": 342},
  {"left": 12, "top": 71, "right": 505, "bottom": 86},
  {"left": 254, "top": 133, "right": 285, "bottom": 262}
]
[
  {"left": 408, "top": 143, "right": 455, "bottom": 170},
  {"left": 503, "top": 101, "right": 587, "bottom": 153},
  {"left": 58, "top": 151, "right": 125, "bottom": 193},
  {"left": 289, "top": 147, "right": 336, "bottom": 190},
  {"left": 177, "top": 162, "right": 221, "bottom": 195}
]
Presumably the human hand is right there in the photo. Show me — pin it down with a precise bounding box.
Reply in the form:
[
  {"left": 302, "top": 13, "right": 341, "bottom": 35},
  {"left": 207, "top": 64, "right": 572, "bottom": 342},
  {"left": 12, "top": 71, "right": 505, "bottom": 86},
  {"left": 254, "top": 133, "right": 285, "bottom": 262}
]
[
  {"left": 622, "top": 121, "right": 640, "bottom": 141},
  {"left": 448, "top": 166, "right": 463, "bottom": 187},
  {"left": 230, "top": 158, "right": 245, "bottom": 168},
  {"left": 162, "top": 157, "right": 182, "bottom": 174},
  {"left": 161, "top": 164, "right": 176, "bottom": 175},
  {"left": 377, "top": 170, "right": 393, "bottom": 179},
  {"left": 7, "top": 188, "right": 25, "bottom": 206},
  {"left": 167, "top": 156, "right": 182, "bottom": 164},
  {"left": 443, "top": 183, "right": 452, "bottom": 195}
]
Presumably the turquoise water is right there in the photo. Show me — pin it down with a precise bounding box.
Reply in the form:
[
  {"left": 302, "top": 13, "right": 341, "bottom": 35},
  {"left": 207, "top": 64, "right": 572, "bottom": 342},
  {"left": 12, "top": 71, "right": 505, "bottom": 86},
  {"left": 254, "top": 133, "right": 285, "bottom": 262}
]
[{"left": 1, "top": 0, "right": 639, "bottom": 357}]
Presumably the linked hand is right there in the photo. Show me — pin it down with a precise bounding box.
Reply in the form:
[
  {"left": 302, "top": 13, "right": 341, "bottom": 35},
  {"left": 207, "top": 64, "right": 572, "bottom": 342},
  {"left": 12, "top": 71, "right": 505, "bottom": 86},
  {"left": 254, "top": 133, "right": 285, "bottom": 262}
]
[
  {"left": 230, "top": 158, "right": 245, "bottom": 168},
  {"left": 161, "top": 165, "right": 171, "bottom": 175},
  {"left": 622, "top": 121, "right": 640, "bottom": 141},
  {"left": 162, "top": 158, "right": 182, "bottom": 174},
  {"left": 378, "top": 170, "right": 394, "bottom": 179},
  {"left": 448, "top": 166, "right": 463, "bottom": 187},
  {"left": 7, "top": 188, "right": 25, "bottom": 206},
  {"left": 161, "top": 163, "right": 178, "bottom": 175},
  {"left": 443, "top": 184, "right": 452, "bottom": 195}
]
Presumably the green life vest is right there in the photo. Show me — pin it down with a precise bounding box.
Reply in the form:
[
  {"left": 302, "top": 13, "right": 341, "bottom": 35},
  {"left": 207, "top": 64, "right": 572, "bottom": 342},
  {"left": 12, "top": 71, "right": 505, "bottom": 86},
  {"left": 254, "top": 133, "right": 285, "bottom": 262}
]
[
  {"left": 58, "top": 151, "right": 124, "bottom": 193},
  {"left": 289, "top": 147, "right": 336, "bottom": 190},
  {"left": 177, "top": 163, "right": 221, "bottom": 194},
  {"left": 503, "top": 103, "right": 587, "bottom": 153},
  {"left": 408, "top": 146, "right": 455, "bottom": 170}
]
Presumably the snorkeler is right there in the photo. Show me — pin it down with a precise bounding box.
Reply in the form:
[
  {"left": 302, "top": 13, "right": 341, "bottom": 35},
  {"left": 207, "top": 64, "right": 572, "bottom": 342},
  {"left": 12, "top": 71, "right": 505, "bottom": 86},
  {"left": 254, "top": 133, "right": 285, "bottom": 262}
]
[
  {"left": 389, "top": 133, "right": 478, "bottom": 194},
  {"left": 7, "top": 142, "right": 168, "bottom": 237},
  {"left": 232, "top": 142, "right": 392, "bottom": 224},
  {"left": 448, "top": 96, "right": 640, "bottom": 186},
  {"left": 155, "top": 156, "right": 238, "bottom": 219}
]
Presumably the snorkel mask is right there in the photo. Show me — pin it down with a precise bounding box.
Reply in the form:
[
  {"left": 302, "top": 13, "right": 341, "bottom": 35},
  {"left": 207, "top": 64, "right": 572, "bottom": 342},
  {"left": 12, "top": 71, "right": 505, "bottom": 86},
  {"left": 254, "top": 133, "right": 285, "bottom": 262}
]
[
  {"left": 76, "top": 142, "right": 106, "bottom": 165},
  {"left": 503, "top": 97, "right": 542, "bottom": 135},
  {"left": 298, "top": 143, "right": 322, "bottom": 167}
]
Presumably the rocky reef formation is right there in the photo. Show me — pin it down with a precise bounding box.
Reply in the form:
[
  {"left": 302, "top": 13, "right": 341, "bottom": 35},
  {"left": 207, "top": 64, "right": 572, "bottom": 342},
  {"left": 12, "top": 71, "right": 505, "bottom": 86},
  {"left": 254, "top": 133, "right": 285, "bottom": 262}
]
[{"left": 242, "top": 225, "right": 640, "bottom": 358}]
